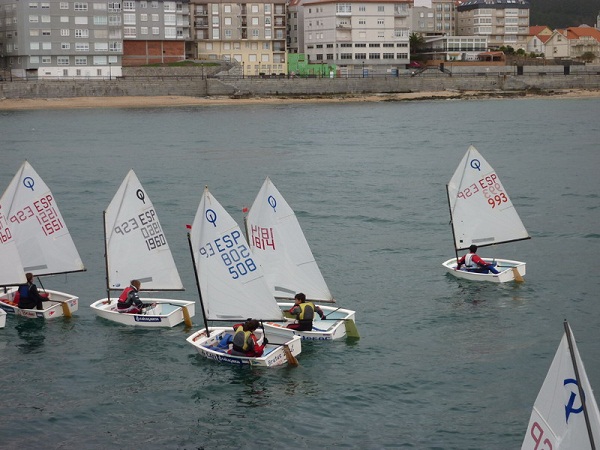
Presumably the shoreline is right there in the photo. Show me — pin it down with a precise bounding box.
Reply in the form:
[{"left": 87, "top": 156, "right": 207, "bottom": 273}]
[{"left": 1, "top": 88, "right": 600, "bottom": 110}]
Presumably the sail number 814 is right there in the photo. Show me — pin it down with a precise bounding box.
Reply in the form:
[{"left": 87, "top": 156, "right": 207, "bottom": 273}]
[{"left": 198, "top": 230, "right": 257, "bottom": 279}]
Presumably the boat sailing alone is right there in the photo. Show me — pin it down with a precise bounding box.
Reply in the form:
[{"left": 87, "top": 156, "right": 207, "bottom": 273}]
[
  {"left": 245, "top": 177, "right": 358, "bottom": 340},
  {"left": 186, "top": 186, "right": 301, "bottom": 367},
  {"left": 0, "top": 161, "right": 84, "bottom": 319},
  {"left": 90, "top": 170, "right": 194, "bottom": 327},
  {"left": 442, "top": 145, "right": 530, "bottom": 283},
  {"left": 522, "top": 321, "right": 600, "bottom": 450}
]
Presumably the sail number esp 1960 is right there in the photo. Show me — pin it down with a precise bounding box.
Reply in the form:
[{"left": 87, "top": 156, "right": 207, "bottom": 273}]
[
  {"left": 113, "top": 208, "right": 167, "bottom": 251},
  {"left": 198, "top": 230, "right": 257, "bottom": 280}
]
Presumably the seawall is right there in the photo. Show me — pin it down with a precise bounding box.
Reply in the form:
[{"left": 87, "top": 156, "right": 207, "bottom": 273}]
[{"left": 1, "top": 71, "right": 600, "bottom": 100}]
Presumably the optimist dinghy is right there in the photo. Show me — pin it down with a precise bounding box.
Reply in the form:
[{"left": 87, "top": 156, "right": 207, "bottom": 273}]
[
  {"left": 186, "top": 186, "right": 301, "bottom": 367},
  {"left": 522, "top": 321, "right": 600, "bottom": 449},
  {"left": 245, "top": 177, "right": 358, "bottom": 340},
  {"left": 442, "top": 146, "right": 530, "bottom": 283},
  {"left": 90, "top": 170, "right": 194, "bottom": 328},
  {"left": 0, "top": 161, "right": 83, "bottom": 319}
]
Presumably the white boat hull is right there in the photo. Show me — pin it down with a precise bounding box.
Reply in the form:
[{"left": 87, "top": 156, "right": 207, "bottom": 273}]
[
  {"left": 90, "top": 298, "right": 195, "bottom": 328},
  {"left": 186, "top": 327, "right": 302, "bottom": 367},
  {"left": 442, "top": 258, "right": 526, "bottom": 283},
  {"left": 263, "top": 303, "right": 357, "bottom": 341},
  {"left": 0, "top": 309, "right": 6, "bottom": 328},
  {"left": 0, "top": 288, "right": 79, "bottom": 319}
]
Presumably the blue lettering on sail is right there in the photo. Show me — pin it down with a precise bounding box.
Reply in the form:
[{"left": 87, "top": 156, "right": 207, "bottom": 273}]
[{"left": 564, "top": 378, "right": 584, "bottom": 422}]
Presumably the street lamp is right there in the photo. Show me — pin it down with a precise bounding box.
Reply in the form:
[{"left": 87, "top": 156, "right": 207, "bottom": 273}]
[
  {"left": 109, "top": 62, "right": 112, "bottom": 80},
  {"left": 362, "top": 61, "right": 365, "bottom": 78},
  {"left": 242, "top": 61, "right": 245, "bottom": 79}
]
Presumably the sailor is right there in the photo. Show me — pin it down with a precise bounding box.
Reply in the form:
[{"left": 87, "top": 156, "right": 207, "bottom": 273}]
[
  {"left": 117, "top": 280, "right": 155, "bottom": 314},
  {"left": 229, "top": 319, "right": 266, "bottom": 357},
  {"left": 287, "top": 292, "right": 326, "bottom": 331},
  {"left": 456, "top": 245, "right": 500, "bottom": 274},
  {"left": 16, "top": 273, "right": 46, "bottom": 310}
]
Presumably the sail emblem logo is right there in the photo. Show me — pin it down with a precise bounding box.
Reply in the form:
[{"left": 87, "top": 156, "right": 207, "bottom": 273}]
[
  {"left": 206, "top": 209, "right": 217, "bottom": 227},
  {"left": 268, "top": 195, "right": 277, "bottom": 212},
  {"left": 563, "top": 378, "right": 585, "bottom": 422},
  {"left": 22, "top": 177, "right": 35, "bottom": 191},
  {"left": 136, "top": 189, "right": 146, "bottom": 204},
  {"left": 469, "top": 159, "right": 481, "bottom": 171}
]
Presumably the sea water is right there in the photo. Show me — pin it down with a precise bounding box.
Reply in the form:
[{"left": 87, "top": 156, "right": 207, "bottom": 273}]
[{"left": 1, "top": 97, "right": 599, "bottom": 449}]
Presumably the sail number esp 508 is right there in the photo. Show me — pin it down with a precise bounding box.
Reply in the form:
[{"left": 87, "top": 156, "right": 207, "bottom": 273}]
[{"left": 198, "top": 230, "right": 257, "bottom": 280}]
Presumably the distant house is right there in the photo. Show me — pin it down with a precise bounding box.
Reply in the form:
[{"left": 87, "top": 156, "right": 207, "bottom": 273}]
[
  {"left": 526, "top": 25, "right": 552, "bottom": 55},
  {"left": 545, "top": 26, "right": 600, "bottom": 62}
]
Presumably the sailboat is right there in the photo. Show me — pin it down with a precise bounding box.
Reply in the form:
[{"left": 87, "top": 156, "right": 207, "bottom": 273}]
[
  {"left": 0, "top": 161, "right": 84, "bottom": 319},
  {"left": 245, "top": 177, "right": 358, "bottom": 340},
  {"left": 186, "top": 186, "right": 301, "bottom": 367},
  {"left": 522, "top": 320, "right": 600, "bottom": 449},
  {"left": 442, "top": 145, "right": 531, "bottom": 283},
  {"left": 90, "top": 170, "right": 195, "bottom": 327}
]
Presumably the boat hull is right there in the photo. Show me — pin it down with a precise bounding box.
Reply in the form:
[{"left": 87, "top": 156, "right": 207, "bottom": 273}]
[
  {"left": 0, "top": 288, "right": 79, "bottom": 319},
  {"left": 0, "top": 309, "right": 6, "bottom": 328},
  {"left": 263, "top": 303, "right": 357, "bottom": 340},
  {"left": 186, "top": 327, "right": 302, "bottom": 367},
  {"left": 90, "top": 298, "right": 195, "bottom": 328},
  {"left": 442, "top": 258, "right": 526, "bottom": 283}
]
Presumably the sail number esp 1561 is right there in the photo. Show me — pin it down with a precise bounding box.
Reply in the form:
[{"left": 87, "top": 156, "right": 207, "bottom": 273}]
[{"left": 198, "top": 230, "right": 257, "bottom": 280}]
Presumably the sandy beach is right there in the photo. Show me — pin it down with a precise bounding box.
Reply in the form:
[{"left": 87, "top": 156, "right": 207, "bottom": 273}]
[{"left": 1, "top": 89, "right": 599, "bottom": 110}]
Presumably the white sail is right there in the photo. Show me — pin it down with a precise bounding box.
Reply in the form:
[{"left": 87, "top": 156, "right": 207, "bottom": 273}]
[
  {"left": 105, "top": 170, "right": 183, "bottom": 290},
  {"left": 0, "top": 161, "right": 84, "bottom": 275},
  {"left": 448, "top": 145, "right": 529, "bottom": 251},
  {"left": 0, "top": 205, "right": 27, "bottom": 285},
  {"left": 189, "top": 186, "right": 284, "bottom": 321},
  {"left": 522, "top": 322, "right": 600, "bottom": 449},
  {"left": 246, "top": 177, "right": 333, "bottom": 302}
]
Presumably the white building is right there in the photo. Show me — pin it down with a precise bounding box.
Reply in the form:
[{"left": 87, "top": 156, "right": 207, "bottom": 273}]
[
  {"left": 0, "top": 0, "right": 123, "bottom": 79},
  {"left": 302, "top": 0, "right": 413, "bottom": 75}
]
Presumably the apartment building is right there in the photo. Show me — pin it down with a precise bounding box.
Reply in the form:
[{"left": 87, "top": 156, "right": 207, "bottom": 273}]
[
  {"left": 412, "top": 0, "right": 454, "bottom": 37},
  {"left": 0, "top": 0, "right": 122, "bottom": 79},
  {"left": 190, "top": 0, "right": 287, "bottom": 76},
  {"left": 456, "top": 0, "right": 530, "bottom": 51},
  {"left": 121, "top": 0, "right": 191, "bottom": 66},
  {"left": 301, "top": 0, "right": 412, "bottom": 75}
]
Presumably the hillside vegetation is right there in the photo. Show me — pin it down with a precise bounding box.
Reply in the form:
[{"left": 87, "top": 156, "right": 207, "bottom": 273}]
[{"left": 529, "top": 0, "right": 598, "bottom": 29}]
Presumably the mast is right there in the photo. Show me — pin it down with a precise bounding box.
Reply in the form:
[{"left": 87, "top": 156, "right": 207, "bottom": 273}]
[
  {"left": 103, "top": 210, "right": 111, "bottom": 303},
  {"left": 188, "top": 231, "right": 210, "bottom": 336},
  {"left": 446, "top": 184, "right": 459, "bottom": 261},
  {"left": 564, "top": 319, "right": 597, "bottom": 450}
]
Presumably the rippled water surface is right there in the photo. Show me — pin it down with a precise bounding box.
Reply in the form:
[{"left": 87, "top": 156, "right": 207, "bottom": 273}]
[{"left": 1, "top": 97, "right": 599, "bottom": 449}]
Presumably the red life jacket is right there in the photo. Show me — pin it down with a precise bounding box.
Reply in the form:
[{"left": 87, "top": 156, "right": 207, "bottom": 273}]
[{"left": 118, "top": 286, "right": 134, "bottom": 304}]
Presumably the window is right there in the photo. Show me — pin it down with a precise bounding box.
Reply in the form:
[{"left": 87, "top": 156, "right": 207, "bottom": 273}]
[
  {"left": 61, "top": 42, "right": 70, "bottom": 49},
  {"left": 124, "top": 27, "right": 136, "bottom": 37},
  {"left": 30, "top": 42, "right": 40, "bottom": 50},
  {"left": 152, "top": 13, "right": 159, "bottom": 21},
  {"left": 152, "top": 27, "right": 159, "bottom": 35},
  {"left": 336, "top": 3, "right": 351, "bottom": 13},
  {"left": 60, "top": 2, "right": 69, "bottom": 9},
  {"left": 369, "top": 53, "right": 380, "bottom": 59},
  {"left": 123, "top": 14, "right": 135, "bottom": 25},
  {"left": 41, "top": 2, "right": 49, "bottom": 8},
  {"left": 76, "top": 42, "right": 89, "bottom": 51},
  {"left": 42, "top": 42, "right": 51, "bottom": 50},
  {"left": 29, "top": 15, "right": 39, "bottom": 23},
  {"left": 141, "top": 27, "right": 148, "bottom": 34},
  {"left": 42, "top": 56, "right": 51, "bottom": 64},
  {"left": 61, "top": 16, "right": 69, "bottom": 22},
  {"left": 57, "top": 56, "right": 70, "bottom": 65},
  {"left": 123, "top": 1, "right": 134, "bottom": 10},
  {"left": 224, "top": 5, "right": 231, "bottom": 13},
  {"left": 42, "top": 29, "right": 51, "bottom": 36},
  {"left": 354, "top": 52, "right": 366, "bottom": 59},
  {"left": 377, "top": 19, "right": 384, "bottom": 25},
  {"left": 75, "top": 29, "right": 89, "bottom": 38},
  {"left": 252, "top": 17, "right": 259, "bottom": 25},
  {"left": 75, "top": 16, "right": 89, "bottom": 24},
  {"left": 165, "top": 27, "right": 176, "bottom": 38},
  {"left": 251, "top": 5, "right": 258, "bottom": 13},
  {"left": 93, "top": 56, "right": 107, "bottom": 65},
  {"left": 377, "top": 5, "right": 384, "bottom": 12},
  {"left": 30, "top": 56, "right": 40, "bottom": 63},
  {"left": 74, "top": 2, "right": 88, "bottom": 11},
  {"left": 93, "top": 3, "right": 107, "bottom": 10},
  {"left": 141, "top": 13, "right": 147, "bottom": 21},
  {"left": 30, "top": 29, "right": 40, "bottom": 36},
  {"left": 29, "top": 2, "right": 39, "bottom": 8},
  {"left": 95, "top": 42, "right": 108, "bottom": 51},
  {"left": 164, "top": 14, "right": 176, "bottom": 25},
  {"left": 383, "top": 53, "right": 394, "bottom": 59},
  {"left": 109, "top": 41, "right": 121, "bottom": 52},
  {"left": 108, "top": 2, "right": 121, "bottom": 12},
  {"left": 94, "top": 16, "right": 108, "bottom": 25},
  {"left": 252, "top": 29, "right": 259, "bottom": 37}
]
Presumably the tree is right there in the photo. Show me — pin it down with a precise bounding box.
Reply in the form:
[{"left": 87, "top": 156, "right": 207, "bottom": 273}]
[
  {"left": 409, "top": 33, "right": 426, "bottom": 55},
  {"left": 580, "top": 51, "right": 597, "bottom": 63}
]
